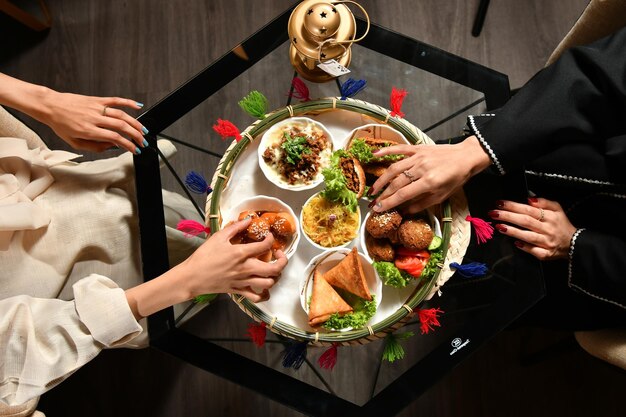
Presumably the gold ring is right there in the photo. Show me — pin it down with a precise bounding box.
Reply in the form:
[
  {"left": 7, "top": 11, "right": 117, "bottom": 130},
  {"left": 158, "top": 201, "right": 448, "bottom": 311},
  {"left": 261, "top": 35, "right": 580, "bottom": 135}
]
[
  {"left": 102, "top": 106, "right": 108, "bottom": 116},
  {"left": 537, "top": 208, "right": 545, "bottom": 222},
  {"left": 403, "top": 170, "right": 416, "bottom": 182}
]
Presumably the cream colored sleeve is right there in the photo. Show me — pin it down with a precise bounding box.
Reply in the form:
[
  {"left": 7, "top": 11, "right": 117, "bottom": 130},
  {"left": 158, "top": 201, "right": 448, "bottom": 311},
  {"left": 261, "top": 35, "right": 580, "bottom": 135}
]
[{"left": 0, "top": 274, "right": 143, "bottom": 407}]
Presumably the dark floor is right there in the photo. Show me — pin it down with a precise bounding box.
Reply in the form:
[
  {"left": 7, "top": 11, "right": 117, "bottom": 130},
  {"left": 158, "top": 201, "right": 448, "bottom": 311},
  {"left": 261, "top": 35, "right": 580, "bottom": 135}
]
[{"left": 2, "top": 1, "right": 626, "bottom": 416}]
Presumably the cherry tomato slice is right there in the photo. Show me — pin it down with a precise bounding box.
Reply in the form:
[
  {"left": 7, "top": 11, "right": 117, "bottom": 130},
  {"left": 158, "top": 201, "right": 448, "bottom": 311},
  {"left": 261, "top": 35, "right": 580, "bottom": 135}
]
[{"left": 396, "top": 247, "right": 431, "bottom": 258}]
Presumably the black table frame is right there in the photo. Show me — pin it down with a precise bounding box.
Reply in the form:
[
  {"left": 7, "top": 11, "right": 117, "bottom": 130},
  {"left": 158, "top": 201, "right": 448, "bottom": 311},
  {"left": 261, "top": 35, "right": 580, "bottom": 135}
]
[{"left": 133, "top": 4, "right": 543, "bottom": 416}]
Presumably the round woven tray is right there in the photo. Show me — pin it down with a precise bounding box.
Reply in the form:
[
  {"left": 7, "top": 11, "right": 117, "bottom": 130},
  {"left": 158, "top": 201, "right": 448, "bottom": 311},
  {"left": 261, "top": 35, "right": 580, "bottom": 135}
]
[{"left": 207, "top": 97, "right": 470, "bottom": 346}]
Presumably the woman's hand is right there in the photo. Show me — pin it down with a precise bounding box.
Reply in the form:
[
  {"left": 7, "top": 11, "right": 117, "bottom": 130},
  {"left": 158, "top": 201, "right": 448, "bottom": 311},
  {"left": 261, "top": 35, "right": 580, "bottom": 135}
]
[
  {"left": 176, "top": 218, "right": 288, "bottom": 302},
  {"left": 489, "top": 197, "right": 576, "bottom": 260},
  {"left": 368, "top": 136, "right": 491, "bottom": 214},
  {"left": 125, "top": 218, "right": 288, "bottom": 320},
  {"left": 0, "top": 73, "right": 148, "bottom": 154},
  {"left": 38, "top": 90, "right": 148, "bottom": 154}
]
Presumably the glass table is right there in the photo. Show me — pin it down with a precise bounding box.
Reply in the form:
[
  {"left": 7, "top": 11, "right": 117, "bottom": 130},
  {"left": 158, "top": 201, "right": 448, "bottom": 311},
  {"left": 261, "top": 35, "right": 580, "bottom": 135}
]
[{"left": 133, "top": 4, "right": 544, "bottom": 416}]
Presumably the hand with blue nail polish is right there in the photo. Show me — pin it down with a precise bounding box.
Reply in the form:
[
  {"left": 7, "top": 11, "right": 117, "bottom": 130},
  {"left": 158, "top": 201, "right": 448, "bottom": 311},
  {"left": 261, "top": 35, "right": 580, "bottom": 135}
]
[{"left": 0, "top": 73, "right": 147, "bottom": 154}]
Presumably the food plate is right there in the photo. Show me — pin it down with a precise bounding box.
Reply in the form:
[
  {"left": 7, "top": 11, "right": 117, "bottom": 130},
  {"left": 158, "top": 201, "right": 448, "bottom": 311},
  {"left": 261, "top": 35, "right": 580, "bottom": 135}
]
[
  {"left": 222, "top": 195, "right": 300, "bottom": 259},
  {"left": 257, "top": 117, "right": 334, "bottom": 191},
  {"left": 208, "top": 98, "right": 470, "bottom": 344},
  {"left": 300, "top": 248, "right": 383, "bottom": 331},
  {"left": 300, "top": 191, "right": 361, "bottom": 250}
]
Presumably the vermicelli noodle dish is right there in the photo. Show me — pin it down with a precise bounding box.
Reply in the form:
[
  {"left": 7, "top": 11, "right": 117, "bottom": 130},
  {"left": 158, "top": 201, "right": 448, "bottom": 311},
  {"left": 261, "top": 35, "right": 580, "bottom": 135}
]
[{"left": 301, "top": 193, "right": 360, "bottom": 248}]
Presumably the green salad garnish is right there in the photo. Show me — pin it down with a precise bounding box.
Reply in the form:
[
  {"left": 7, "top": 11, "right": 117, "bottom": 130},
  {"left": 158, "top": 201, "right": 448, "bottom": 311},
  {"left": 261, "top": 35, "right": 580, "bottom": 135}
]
[
  {"left": 373, "top": 244, "right": 444, "bottom": 288},
  {"left": 281, "top": 132, "right": 311, "bottom": 165},
  {"left": 323, "top": 294, "right": 377, "bottom": 330},
  {"left": 348, "top": 138, "right": 404, "bottom": 164},
  {"left": 373, "top": 261, "right": 414, "bottom": 288},
  {"left": 320, "top": 150, "right": 358, "bottom": 212}
]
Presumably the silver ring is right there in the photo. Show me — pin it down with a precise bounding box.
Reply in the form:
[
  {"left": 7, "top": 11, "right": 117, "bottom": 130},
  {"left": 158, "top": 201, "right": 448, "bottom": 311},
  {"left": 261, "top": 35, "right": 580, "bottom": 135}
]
[
  {"left": 403, "top": 170, "right": 416, "bottom": 182},
  {"left": 102, "top": 105, "right": 108, "bottom": 116},
  {"left": 537, "top": 208, "right": 545, "bottom": 222}
]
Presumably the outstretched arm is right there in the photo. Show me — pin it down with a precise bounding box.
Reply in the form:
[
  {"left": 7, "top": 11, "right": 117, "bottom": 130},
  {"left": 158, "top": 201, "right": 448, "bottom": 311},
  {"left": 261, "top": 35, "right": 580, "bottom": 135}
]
[{"left": 0, "top": 73, "right": 148, "bottom": 154}]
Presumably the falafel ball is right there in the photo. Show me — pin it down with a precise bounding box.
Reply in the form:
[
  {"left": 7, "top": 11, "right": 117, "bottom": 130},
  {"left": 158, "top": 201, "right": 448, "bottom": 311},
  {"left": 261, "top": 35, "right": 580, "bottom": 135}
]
[
  {"left": 365, "top": 209, "right": 402, "bottom": 239},
  {"left": 398, "top": 218, "right": 434, "bottom": 251},
  {"left": 365, "top": 234, "right": 395, "bottom": 262}
]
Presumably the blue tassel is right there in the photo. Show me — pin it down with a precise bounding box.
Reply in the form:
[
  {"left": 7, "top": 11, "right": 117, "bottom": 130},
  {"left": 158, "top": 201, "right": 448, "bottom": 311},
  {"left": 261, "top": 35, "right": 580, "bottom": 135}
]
[
  {"left": 339, "top": 78, "right": 367, "bottom": 100},
  {"left": 450, "top": 262, "right": 488, "bottom": 278},
  {"left": 282, "top": 341, "right": 308, "bottom": 369},
  {"left": 185, "top": 171, "right": 212, "bottom": 195}
]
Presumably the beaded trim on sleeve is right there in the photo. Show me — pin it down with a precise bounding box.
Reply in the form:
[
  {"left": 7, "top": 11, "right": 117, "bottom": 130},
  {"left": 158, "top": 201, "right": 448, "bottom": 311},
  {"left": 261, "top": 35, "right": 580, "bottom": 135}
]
[
  {"left": 467, "top": 115, "right": 505, "bottom": 175},
  {"left": 525, "top": 170, "right": 618, "bottom": 186},
  {"left": 567, "top": 228, "right": 626, "bottom": 310}
]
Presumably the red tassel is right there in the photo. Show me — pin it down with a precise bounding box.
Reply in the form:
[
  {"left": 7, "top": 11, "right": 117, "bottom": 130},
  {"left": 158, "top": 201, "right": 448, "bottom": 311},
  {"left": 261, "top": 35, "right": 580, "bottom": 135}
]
[
  {"left": 247, "top": 322, "right": 267, "bottom": 347},
  {"left": 465, "top": 215, "right": 494, "bottom": 244},
  {"left": 390, "top": 87, "right": 408, "bottom": 118},
  {"left": 176, "top": 219, "right": 210, "bottom": 237},
  {"left": 288, "top": 77, "right": 311, "bottom": 102},
  {"left": 212, "top": 119, "right": 242, "bottom": 142},
  {"left": 414, "top": 307, "right": 444, "bottom": 334},
  {"left": 318, "top": 343, "right": 339, "bottom": 370}
]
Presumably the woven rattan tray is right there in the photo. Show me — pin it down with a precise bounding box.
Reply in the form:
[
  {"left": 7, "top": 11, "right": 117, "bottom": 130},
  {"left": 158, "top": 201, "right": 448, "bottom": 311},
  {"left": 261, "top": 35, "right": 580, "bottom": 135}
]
[{"left": 207, "top": 98, "right": 470, "bottom": 345}]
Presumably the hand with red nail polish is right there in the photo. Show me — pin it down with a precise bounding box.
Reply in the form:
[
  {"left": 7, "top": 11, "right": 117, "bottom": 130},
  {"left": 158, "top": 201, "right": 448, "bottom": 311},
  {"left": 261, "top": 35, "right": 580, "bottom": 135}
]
[{"left": 491, "top": 197, "right": 576, "bottom": 260}]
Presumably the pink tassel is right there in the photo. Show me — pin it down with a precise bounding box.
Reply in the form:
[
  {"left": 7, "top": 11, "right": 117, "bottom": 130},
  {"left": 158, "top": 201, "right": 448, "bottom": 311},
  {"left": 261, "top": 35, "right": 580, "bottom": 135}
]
[
  {"left": 318, "top": 343, "right": 339, "bottom": 370},
  {"left": 176, "top": 219, "right": 210, "bottom": 237},
  {"left": 466, "top": 215, "right": 494, "bottom": 244},
  {"left": 288, "top": 77, "right": 311, "bottom": 102},
  {"left": 212, "top": 119, "right": 242, "bottom": 142},
  {"left": 247, "top": 322, "right": 267, "bottom": 347},
  {"left": 414, "top": 307, "right": 444, "bottom": 335},
  {"left": 390, "top": 87, "right": 408, "bottom": 118}
]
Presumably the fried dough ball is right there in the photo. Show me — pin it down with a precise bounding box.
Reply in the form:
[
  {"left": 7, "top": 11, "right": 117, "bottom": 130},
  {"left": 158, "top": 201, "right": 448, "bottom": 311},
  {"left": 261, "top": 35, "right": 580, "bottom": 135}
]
[
  {"left": 238, "top": 210, "right": 259, "bottom": 221},
  {"left": 365, "top": 209, "right": 402, "bottom": 239},
  {"left": 270, "top": 212, "right": 296, "bottom": 237},
  {"left": 246, "top": 217, "right": 271, "bottom": 242},
  {"left": 398, "top": 218, "right": 433, "bottom": 251},
  {"left": 365, "top": 234, "right": 395, "bottom": 262}
]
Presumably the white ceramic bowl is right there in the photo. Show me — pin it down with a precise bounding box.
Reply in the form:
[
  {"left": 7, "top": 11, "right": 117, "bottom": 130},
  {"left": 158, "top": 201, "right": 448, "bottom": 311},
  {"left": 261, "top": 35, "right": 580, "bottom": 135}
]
[
  {"left": 341, "top": 123, "right": 410, "bottom": 150},
  {"left": 300, "top": 192, "right": 361, "bottom": 251},
  {"left": 359, "top": 209, "right": 442, "bottom": 265},
  {"left": 257, "top": 117, "right": 334, "bottom": 191},
  {"left": 300, "top": 248, "right": 383, "bottom": 330},
  {"left": 222, "top": 195, "right": 300, "bottom": 259}
]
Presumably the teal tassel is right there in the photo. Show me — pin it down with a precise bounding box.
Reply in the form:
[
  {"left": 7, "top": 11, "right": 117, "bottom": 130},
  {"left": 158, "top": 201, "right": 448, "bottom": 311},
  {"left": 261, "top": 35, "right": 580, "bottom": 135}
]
[
  {"left": 339, "top": 78, "right": 367, "bottom": 100},
  {"left": 450, "top": 262, "right": 488, "bottom": 278},
  {"left": 185, "top": 171, "right": 212, "bottom": 195},
  {"left": 238, "top": 91, "right": 268, "bottom": 119},
  {"left": 282, "top": 341, "right": 308, "bottom": 369}
]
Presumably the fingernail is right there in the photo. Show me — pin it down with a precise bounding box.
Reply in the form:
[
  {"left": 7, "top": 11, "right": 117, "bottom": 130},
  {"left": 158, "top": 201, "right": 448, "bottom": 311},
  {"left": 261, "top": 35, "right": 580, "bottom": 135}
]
[
  {"left": 366, "top": 188, "right": 374, "bottom": 197},
  {"left": 142, "top": 126, "right": 149, "bottom": 135},
  {"left": 142, "top": 138, "right": 149, "bottom": 147},
  {"left": 135, "top": 147, "right": 142, "bottom": 155},
  {"left": 136, "top": 102, "right": 144, "bottom": 108},
  {"left": 488, "top": 210, "right": 499, "bottom": 218},
  {"left": 528, "top": 197, "right": 538, "bottom": 203},
  {"left": 514, "top": 240, "right": 524, "bottom": 248},
  {"left": 495, "top": 224, "right": 507, "bottom": 233},
  {"left": 495, "top": 200, "right": 505, "bottom": 208},
  {"left": 372, "top": 202, "right": 383, "bottom": 212},
  {"left": 368, "top": 200, "right": 376, "bottom": 209}
]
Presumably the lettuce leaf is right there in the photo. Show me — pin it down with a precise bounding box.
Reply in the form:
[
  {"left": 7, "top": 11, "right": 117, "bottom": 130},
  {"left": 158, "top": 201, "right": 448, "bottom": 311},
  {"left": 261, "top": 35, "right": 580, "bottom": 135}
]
[
  {"left": 373, "top": 261, "right": 414, "bottom": 288},
  {"left": 348, "top": 138, "right": 404, "bottom": 164},
  {"left": 320, "top": 150, "right": 358, "bottom": 212},
  {"left": 420, "top": 246, "right": 444, "bottom": 280},
  {"left": 323, "top": 295, "right": 377, "bottom": 330}
]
